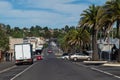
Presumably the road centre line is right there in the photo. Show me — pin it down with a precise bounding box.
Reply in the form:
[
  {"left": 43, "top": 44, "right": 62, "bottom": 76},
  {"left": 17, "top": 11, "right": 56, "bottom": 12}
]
[
  {"left": 0, "top": 66, "right": 16, "bottom": 74},
  {"left": 75, "top": 62, "right": 120, "bottom": 79},
  {"left": 10, "top": 63, "right": 37, "bottom": 80}
]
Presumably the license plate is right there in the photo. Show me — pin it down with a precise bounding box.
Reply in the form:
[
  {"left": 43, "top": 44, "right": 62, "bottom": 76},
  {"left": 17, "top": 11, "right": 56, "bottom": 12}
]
[{"left": 24, "top": 59, "right": 27, "bottom": 61}]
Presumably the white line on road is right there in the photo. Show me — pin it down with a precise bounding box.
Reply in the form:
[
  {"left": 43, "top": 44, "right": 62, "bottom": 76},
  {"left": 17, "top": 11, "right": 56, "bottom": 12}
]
[
  {"left": 0, "top": 66, "right": 16, "bottom": 74},
  {"left": 75, "top": 62, "right": 120, "bottom": 79},
  {"left": 91, "top": 67, "right": 120, "bottom": 79},
  {"left": 10, "top": 63, "right": 37, "bottom": 80}
]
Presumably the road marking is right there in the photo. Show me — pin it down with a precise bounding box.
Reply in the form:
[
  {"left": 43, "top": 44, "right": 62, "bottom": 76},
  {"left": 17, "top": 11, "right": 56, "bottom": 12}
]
[
  {"left": 10, "top": 63, "right": 37, "bottom": 80},
  {"left": 91, "top": 67, "right": 120, "bottom": 79},
  {"left": 0, "top": 66, "right": 16, "bottom": 74},
  {"left": 75, "top": 62, "right": 120, "bottom": 79}
]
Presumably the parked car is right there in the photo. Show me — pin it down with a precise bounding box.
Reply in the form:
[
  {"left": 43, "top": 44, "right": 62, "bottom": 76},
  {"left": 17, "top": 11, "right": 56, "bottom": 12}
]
[
  {"left": 70, "top": 53, "right": 91, "bottom": 61},
  {"left": 61, "top": 53, "right": 69, "bottom": 60}
]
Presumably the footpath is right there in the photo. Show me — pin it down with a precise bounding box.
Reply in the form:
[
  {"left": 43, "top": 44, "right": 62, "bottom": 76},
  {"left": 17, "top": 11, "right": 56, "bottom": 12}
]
[
  {"left": 103, "top": 62, "right": 120, "bottom": 67},
  {"left": 83, "top": 61, "right": 120, "bottom": 67}
]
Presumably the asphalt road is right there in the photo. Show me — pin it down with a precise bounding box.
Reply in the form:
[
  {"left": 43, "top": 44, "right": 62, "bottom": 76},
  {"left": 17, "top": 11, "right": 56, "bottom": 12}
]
[
  {"left": 0, "top": 42, "right": 120, "bottom": 80},
  {"left": 11, "top": 51, "right": 120, "bottom": 80},
  {"left": 93, "top": 65, "right": 120, "bottom": 77},
  {"left": 0, "top": 64, "right": 29, "bottom": 80},
  {"left": 0, "top": 62, "right": 15, "bottom": 71},
  {"left": 0, "top": 58, "right": 119, "bottom": 80}
]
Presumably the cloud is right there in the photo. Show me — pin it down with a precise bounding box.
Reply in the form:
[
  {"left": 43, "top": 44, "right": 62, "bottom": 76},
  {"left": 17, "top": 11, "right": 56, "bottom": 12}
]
[
  {"left": 0, "top": 0, "right": 107, "bottom": 28},
  {"left": 0, "top": 1, "right": 12, "bottom": 10},
  {"left": 15, "top": 0, "right": 88, "bottom": 15}
]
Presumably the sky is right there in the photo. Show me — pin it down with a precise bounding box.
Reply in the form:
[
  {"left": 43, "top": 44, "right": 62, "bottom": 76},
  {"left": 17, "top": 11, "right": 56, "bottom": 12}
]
[{"left": 0, "top": 0, "right": 107, "bottom": 28}]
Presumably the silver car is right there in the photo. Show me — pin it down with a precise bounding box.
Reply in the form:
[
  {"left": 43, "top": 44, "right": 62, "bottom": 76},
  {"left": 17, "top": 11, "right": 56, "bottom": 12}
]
[{"left": 70, "top": 53, "right": 91, "bottom": 61}]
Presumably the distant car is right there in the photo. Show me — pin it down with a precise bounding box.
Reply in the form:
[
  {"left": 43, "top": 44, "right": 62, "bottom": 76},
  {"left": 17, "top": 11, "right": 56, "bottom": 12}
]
[
  {"left": 70, "top": 53, "right": 91, "bottom": 61},
  {"left": 35, "top": 55, "right": 43, "bottom": 60},
  {"left": 48, "top": 50, "right": 52, "bottom": 53},
  {"left": 61, "top": 53, "right": 69, "bottom": 60}
]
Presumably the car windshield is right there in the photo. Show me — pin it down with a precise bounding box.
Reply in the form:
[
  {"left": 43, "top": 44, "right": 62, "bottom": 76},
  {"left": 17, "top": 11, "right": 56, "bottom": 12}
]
[
  {"left": 62, "top": 53, "right": 68, "bottom": 56},
  {"left": 75, "top": 53, "right": 82, "bottom": 55}
]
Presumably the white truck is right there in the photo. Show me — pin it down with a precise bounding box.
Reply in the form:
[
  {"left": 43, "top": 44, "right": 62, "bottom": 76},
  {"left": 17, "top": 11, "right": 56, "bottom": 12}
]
[{"left": 14, "top": 43, "right": 33, "bottom": 65}]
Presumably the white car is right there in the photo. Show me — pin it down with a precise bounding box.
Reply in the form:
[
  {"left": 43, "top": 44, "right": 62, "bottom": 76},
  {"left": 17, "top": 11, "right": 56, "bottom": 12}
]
[{"left": 70, "top": 53, "right": 91, "bottom": 61}]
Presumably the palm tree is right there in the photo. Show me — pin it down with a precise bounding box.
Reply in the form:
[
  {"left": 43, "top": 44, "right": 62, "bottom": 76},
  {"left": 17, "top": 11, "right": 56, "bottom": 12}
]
[
  {"left": 79, "top": 5, "right": 101, "bottom": 61},
  {"left": 105, "top": 0, "right": 120, "bottom": 37},
  {"left": 68, "top": 29, "right": 90, "bottom": 48},
  {"left": 98, "top": 7, "right": 115, "bottom": 40},
  {"left": 64, "top": 28, "right": 90, "bottom": 54},
  {"left": 104, "top": 0, "right": 120, "bottom": 61},
  {"left": 64, "top": 29, "right": 77, "bottom": 54},
  {"left": 58, "top": 34, "right": 70, "bottom": 53}
]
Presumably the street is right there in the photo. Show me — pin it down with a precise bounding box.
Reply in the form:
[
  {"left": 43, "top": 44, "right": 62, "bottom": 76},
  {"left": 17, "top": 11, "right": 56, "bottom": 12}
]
[
  {"left": 11, "top": 57, "right": 119, "bottom": 80},
  {"left": 0, "top": 44, "right": 120, "bottom": 80},
  {"left": 0, "top": 56, "right": 120, "bottom": 80}
]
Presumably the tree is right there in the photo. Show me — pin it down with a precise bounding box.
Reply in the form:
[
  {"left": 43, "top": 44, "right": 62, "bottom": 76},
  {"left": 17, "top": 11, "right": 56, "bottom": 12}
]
[
  {"left": 80, "top": 5, "right": 101, "bottom": 60},
  {"left": 35, "top": 25, "right": 42, "bottom": 30},
  {"left": 58, "top": 33, "right": 70, "bottom": 53},
  {"left": 104, "top": 0, "right": 120, "bottom": 61},
  {"left": 44, "top": 30, "right": 52, "bottom": 39},
  {"left": 11, "top": 27, "right": 23, "bottom": 38},
  {"left": 5, "top": 25, "right": 11, "bottom": 35},
  {"left": 53, "top": 30, "right": 60, "bottom": 38},
  {"left": 43, "top": 27, "right": 49, "bottom": 31},
  {"left": 68, "top": 29, "right": 90, "bottom": 48},
  {"left": 0, "top": 24, "right": 9, "bottom": 51},
  {"left": 64, "top": 25, "right": 70, "bottom": 32},
  {"left": 69, "top": 26, "right": 76, "bottom": 30},
  {"left": 63, "top": 28, "right": 90, "bottom": 54},
  {"left": 97, "top": 6, "right": 114, "bottom": 40},
  {"left": 105, "top": 0, "right": 120, "bottom": 38},
  {"left": 62, "top": 30, "right": 76, "bottom": 53}
]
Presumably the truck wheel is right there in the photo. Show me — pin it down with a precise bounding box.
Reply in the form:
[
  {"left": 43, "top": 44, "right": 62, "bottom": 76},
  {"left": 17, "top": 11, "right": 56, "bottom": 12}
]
[
  {"left": 15, "top": 63, "right": 18, "bottom": 65},
  {"left": 15, "top": 63, "right": 21, "bottom": 66}
]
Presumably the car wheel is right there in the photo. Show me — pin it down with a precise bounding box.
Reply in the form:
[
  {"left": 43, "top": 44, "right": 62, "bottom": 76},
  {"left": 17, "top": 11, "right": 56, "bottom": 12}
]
[
  {"left": 73, "top": 57, "right": 77, "bottom": 61},
  {"left": 64, "top": 57, "right": 68, "bottom": 60},
  {"left": 87, "top": 57, "right": 91, "bottom": 61}
]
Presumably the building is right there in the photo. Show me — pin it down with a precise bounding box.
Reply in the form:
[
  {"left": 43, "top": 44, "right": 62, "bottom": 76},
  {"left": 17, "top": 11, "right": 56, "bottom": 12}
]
[
  {"left": 97, "top": 38, "right": 119, "bottom": 60},
  {"left": 25, "top": 37, "right": 38, "bottom": 52},
  {"left": 9, "top": 37, "right": 23, "bottom": 61},
  {"left": 9, "top": 37, "right": 23, "bottom": 53},
  {"left": 9, "top": 37, "right": 45, "bottom": 56}
]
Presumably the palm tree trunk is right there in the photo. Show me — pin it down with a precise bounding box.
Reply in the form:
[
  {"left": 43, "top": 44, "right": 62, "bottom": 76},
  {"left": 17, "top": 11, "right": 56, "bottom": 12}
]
[{"left": 92, "top": 26, "right": 99, "bottom": 61}]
